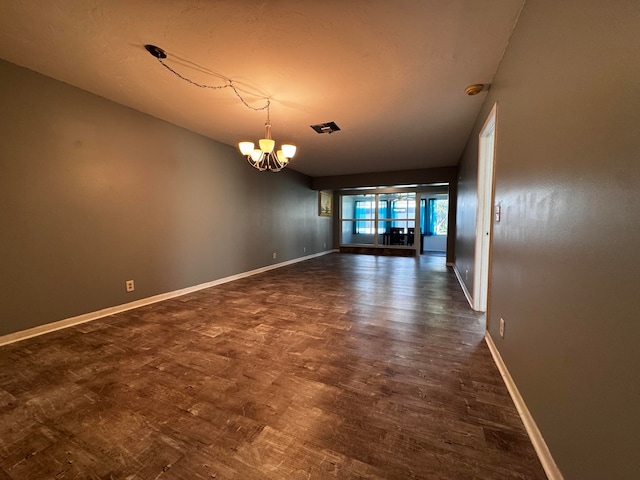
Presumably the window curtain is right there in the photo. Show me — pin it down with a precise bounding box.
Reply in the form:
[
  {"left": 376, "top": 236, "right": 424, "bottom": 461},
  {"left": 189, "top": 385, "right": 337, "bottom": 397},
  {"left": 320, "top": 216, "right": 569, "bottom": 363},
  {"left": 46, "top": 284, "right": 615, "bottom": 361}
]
[
  {"left": 354, "top": 200, "right": 364, "bottom": 234},
  {"left": 379, "top": 200, "right": 389, "bottom": 233}
]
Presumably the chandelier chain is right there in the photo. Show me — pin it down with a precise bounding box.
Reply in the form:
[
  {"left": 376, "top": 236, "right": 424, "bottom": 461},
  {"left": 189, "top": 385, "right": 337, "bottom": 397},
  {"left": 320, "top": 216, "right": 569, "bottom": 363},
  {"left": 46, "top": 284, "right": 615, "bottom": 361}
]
[{"left": 156, "top": 57, "right": 270, "bottom": 112}]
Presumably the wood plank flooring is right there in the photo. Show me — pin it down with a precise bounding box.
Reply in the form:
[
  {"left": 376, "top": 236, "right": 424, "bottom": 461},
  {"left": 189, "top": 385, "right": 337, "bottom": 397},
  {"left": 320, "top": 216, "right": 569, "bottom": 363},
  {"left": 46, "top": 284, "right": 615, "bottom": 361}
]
[{"left": 0, "top": 253, "right": 547, "bottom": 479}]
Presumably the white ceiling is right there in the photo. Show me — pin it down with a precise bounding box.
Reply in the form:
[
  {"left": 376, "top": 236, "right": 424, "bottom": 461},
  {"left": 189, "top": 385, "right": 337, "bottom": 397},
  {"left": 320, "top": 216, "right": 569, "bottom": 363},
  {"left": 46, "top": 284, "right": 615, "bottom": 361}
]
[{"left": 0, "top": 0, "right": 524, "bottom": 178}]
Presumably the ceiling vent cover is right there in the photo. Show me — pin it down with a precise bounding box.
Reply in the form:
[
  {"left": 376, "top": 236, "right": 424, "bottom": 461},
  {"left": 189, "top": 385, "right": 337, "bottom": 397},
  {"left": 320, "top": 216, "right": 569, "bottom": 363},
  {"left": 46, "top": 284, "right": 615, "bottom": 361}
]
[{"left": 310, "top": 121, "right": 341, "bottom": 134}]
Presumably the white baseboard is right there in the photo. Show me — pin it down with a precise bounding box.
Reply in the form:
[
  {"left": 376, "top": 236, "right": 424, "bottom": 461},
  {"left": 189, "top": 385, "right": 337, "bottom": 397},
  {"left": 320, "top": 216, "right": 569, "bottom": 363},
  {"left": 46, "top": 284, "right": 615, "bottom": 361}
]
[
  {"left": 0, "top": 250, "right": 335, "bottom": 347},
  {"left": 485, "top": 332, "right": 564, "bottom": 480},
  {"left": 452, "top": 264, "right": 474, "bottom": 309}
]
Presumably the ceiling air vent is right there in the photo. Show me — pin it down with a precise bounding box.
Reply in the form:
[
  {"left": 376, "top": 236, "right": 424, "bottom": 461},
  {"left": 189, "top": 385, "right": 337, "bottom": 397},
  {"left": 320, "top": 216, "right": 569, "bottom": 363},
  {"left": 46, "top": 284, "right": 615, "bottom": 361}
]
[{"left": 310, "top": 121, "right": 341, "bottom": 134}]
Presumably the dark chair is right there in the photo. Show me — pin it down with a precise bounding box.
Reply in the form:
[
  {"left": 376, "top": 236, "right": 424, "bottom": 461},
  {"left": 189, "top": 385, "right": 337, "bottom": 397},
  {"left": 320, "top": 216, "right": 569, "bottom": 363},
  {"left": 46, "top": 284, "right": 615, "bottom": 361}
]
[
  {"left": 407, "top": 228, "right": 415, "bottom": 246},
  {"left": 390, "top": 227, "right": 404, "bottom": 245}
]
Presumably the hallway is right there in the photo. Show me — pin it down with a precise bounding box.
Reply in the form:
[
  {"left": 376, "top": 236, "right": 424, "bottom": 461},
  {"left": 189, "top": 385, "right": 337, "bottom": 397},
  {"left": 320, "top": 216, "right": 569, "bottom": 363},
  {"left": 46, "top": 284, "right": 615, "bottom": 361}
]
[{"left": 0, "top": 254, "right": 546, "bottom": 479}]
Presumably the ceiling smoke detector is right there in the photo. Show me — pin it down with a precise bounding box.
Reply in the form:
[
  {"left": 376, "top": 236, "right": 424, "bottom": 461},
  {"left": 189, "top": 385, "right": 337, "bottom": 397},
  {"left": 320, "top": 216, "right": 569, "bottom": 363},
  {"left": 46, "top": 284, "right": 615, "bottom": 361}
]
[{"left": 311, "top": 122, "right": 341, "bottom": 134}]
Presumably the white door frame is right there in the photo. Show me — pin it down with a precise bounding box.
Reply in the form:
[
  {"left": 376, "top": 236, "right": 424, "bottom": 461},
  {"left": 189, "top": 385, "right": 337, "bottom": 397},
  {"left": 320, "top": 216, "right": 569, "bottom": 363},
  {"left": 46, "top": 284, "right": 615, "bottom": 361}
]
[{"left": 473, "top": 103, "right": 497, "bottom": 312}]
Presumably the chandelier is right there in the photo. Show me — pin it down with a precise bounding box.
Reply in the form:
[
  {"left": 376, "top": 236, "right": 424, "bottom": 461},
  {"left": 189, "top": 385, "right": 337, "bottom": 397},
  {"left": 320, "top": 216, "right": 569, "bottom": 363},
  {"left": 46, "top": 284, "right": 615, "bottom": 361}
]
[
  {"left": 145, "top": 44, "right": 296, "bottom": 172},
  {"left": 238, "top": 105, "right": 296, "bottom": 172}
]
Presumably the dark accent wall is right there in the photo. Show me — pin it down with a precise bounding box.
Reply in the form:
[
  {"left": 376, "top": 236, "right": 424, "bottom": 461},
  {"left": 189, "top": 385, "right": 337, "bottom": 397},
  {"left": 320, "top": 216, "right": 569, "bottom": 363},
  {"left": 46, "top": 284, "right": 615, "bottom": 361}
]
[
  {"left": 311, "top": 167, "right": 456, "bottom": 191},
  {"left": 455, "top": 1, "right": 640, "bottom": 479},
  {"left": 0, "top": 59, "right": 332, "bottom": 337}
]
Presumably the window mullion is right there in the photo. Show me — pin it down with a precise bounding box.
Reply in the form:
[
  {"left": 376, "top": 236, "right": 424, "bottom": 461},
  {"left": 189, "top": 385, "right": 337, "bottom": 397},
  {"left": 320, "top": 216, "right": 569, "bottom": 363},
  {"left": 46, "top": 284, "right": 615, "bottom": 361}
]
[{"left": 374, "top": 193, "right": 379, "bottom": 246}]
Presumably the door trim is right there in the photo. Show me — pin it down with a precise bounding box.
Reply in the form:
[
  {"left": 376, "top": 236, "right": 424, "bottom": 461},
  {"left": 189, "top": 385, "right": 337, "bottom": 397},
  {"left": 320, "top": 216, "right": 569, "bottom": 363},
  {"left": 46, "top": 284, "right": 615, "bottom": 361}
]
[{"left": 473, "top": 103, "right": 497, "bottom": 312}]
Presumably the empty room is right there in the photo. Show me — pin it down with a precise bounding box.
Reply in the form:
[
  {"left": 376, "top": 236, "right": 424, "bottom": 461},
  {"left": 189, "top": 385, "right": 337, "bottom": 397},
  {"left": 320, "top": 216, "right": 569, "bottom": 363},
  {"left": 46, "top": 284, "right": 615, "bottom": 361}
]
[{"left": 1, "top": 1, "right": 638, "bottom": 479}]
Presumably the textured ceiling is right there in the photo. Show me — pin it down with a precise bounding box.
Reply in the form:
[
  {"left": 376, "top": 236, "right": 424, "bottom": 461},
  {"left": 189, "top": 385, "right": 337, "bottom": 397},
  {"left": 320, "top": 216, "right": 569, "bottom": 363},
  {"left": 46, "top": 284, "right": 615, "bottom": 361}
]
[{"left": 0, "top": 0, "right": 524, "bottom": 177}]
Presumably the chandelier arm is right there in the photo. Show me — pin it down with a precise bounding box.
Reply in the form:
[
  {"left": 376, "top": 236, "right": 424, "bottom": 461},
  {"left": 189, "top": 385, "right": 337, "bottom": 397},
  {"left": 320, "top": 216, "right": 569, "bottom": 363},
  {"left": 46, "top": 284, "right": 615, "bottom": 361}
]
[
  {"left": 244, "top": 151, "right": 287, "bottom": 172},
  {"left": 265, "top": 151, "right": 287, "bottom": 172},
  {"left": 246, "top": 154, "right": 268, "bottom": 171}
]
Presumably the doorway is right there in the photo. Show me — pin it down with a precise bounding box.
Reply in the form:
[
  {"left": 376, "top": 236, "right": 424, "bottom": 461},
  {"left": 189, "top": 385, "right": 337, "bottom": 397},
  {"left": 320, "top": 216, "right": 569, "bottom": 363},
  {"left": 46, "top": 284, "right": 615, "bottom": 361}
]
[
  {"left": 474, "top": 104, "right": 497, "bottom": 312},
  {"left": 419, "top": 192, "right": 449, "bottom": 257}
]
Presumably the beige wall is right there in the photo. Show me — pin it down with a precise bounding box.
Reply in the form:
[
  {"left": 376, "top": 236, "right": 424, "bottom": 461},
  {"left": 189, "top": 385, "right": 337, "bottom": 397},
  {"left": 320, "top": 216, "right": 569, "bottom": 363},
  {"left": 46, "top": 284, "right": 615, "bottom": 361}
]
[
  {"left": 455, "top": 1, "right": 640, "bottom": 478},
  {"left": 0, "top": 59, "right": 332, "bottom": 336}
]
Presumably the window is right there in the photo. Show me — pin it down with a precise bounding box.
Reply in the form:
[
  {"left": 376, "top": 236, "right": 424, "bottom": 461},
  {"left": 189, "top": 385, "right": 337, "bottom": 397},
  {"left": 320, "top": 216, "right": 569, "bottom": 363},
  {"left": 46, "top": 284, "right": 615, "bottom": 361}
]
[
  {"left": 340, "top": 192, "right": 417, "bottom": 246},
  {"left": 354, "top": 199, "right": 375, "bottom": 234},
  {"left": 378, "top": 193, "right": 415, "bottom": 233},
  {"left": 377, "top": 200, "right": 389, "bottom": 232},
  {"left": 423, "top": 198, "right": 448, "bottom": 236}
]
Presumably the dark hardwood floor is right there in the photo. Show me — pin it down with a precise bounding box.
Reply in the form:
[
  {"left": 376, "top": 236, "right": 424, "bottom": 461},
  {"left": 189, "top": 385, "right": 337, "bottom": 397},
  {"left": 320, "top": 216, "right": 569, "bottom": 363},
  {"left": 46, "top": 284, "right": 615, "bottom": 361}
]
[{"left": 0, "top": 254, "right": 547, "bottom": 479}]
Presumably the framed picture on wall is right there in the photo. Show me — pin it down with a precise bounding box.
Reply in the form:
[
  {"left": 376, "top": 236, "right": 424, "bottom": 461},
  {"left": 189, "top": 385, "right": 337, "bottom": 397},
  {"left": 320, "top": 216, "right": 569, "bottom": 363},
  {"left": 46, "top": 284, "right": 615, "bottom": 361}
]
[{"left": 319, "top": 191, "right": 332, "bottom": 217}]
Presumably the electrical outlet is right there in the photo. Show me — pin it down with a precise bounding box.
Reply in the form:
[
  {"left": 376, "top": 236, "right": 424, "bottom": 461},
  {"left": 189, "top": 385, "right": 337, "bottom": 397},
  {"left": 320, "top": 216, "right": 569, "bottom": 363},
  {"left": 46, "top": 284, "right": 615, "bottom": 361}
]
[
  {"left": 126, "top": 280, "right": 135, "bottom": 292},
  {"left": 273, "top": 252, "right": 277, "bottom": 259},
  {"left": 465, "top": 269, "right": 469, "bottom": 281},
  {"left": 499, "top": 318, "right": 505, "bottom": 338},
  {"left": 323, "top": 242, "right": 326, "bottom": 248},
  {"left": 303, "top": 247, "right": 306, "bottom": 253}
]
